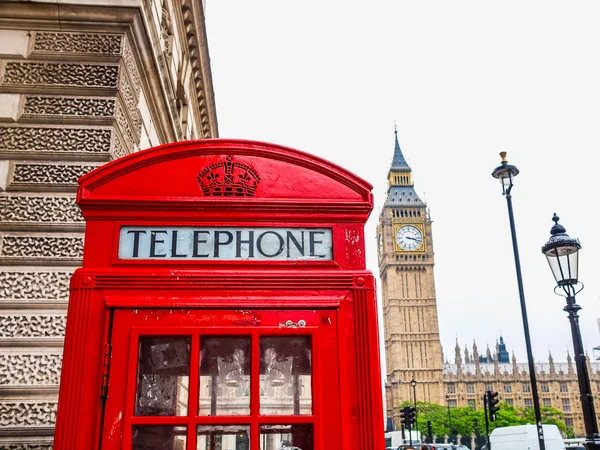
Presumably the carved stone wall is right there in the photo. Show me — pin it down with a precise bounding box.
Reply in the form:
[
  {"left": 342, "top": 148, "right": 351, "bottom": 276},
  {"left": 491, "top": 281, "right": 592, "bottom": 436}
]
[
  {"left": 0, "top": 354, "right": 62, "bottom": 385},
  {"left": 2, "top": 61, "right": 120, "bottom": 88},
  {"left": 0, "top": 196, "right": 82, "bottom": 224},
  {"left": 32, "top": 32, "right": 123, "bottom": 55},
  {"left": 0, "top": 126, "right": 113, "bottom": 155},
  {"left": 23, "top": 96, "right": 116, "bottom": 117},
  {"left": 0, "top": 402, "right": 57, "bottom": 427},
  {"left": 0, "top": 3, "right": 218, "bottom": 446},
  {"left": 9, "top": 163, "right": 99, "bottom": 188},
  {"left": 0, "top": 236, "right": 84, "bottom": 259},
  {"left": 0, "top": 443, "right": 53, "bottom": 450},
  {"left": 0, "top": 316, "right": 66, "bottom": 338},
  {"left": 0, "top": 271, "right": 71, "bottom": 302}
]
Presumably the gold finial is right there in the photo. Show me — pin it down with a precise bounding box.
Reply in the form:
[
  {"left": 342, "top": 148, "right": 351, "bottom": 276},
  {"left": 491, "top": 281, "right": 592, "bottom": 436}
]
[{"left": 499, "top": 151, "right": 507, "bottom": 163}]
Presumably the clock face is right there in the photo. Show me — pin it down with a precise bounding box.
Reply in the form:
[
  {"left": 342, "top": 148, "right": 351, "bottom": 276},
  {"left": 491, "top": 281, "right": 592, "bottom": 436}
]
[{"left": 395, "top": 225, "right": 423, "bottom": 251}]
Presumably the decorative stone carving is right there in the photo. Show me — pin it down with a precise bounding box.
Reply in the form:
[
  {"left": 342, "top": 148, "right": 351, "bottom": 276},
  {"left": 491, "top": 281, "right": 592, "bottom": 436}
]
[
  {"left": 0, "top": 196, "right": 82, "bottom": 223},
  {"left": 0, "top": 236, "right": 83, "bottom": 258},
  {"left": 0, "top": 271, "right": 71, "bottom": 300},
  {"left": 32, "top": 32, "right": 122, "bottom": 55},
  {"left": 121, "top": 36, "right": 140, "bottom": 89},
  {"left": 0, "top": 354, "right": 62, "bottom": 385},
  {"left": 0, "top": 316, "right": 66, "bottom": 338},
  {"left": 111, "top": 134, "right": 127, "bottom": 160},
  {"left": 23, "top": 96, "right": 116, "bottom": 118},
  {"left": 0, "top": 126, "right": 112, "bottom": 154},
  {"left": 118, "top": 68, "right": 139, "bottom": 115},
  {"left": 11, "top": 164, "right": 97, "bottom": 186},
  {"left": 2, "top": 62, "right": 119, "bottom": 88},
  {"left": 115, "top": 103, "right": 138, "bottom": 146},
  {"left": 0, "top": 402, "right": 57, "bottom": 427}
]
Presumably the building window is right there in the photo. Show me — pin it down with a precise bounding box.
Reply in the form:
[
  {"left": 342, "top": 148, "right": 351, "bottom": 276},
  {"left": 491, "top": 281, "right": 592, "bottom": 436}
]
[
  {"left": 468, "top": 399, "right": 476, "bottom": 410},
  {"left": 543, "top": 398, "right": 552, "bottom": 407},
  {"left": 447, "top": 383, "right": 455, "bottom": 394},
  {"left": 541, "top": 383, "right": 549, "bottom": 393},
  {"left": 522, "top": 383, "right": 531, "bottom": 393},
  {"left": 485, "top": 383, "right": 493, "bottom": 392},
  {"left": 560, "top": 382, "right": 568, "bottom": 393},
  {"left": 506, "top": 399, "right": 514, "bottom": 406},
  {"left": 448, "top": 400, "right": 457, "bottom": 408},
  {"left": 524, "top": 398, "right": 533, "bottom": 409},
  {"left": 565, "top": 418, "right": 574, "bottom": 427},
  {"left": 466, "top": 383, "right": 475, "bottom": 393},
  {"left": 504, "top": 384, "right": 512, "bottom": 393},
  {"left": 562, "top": 398, "right": 571, "bottom": 412}
]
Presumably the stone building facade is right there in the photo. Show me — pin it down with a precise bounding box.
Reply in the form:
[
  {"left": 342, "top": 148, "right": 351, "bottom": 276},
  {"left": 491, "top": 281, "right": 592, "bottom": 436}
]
[
  {"left": 0, "top": 1, "right": 218, "bottom": 447},
  {"left": 444, "top": 340, "right": 600, "bottom": 436},
  {"left": 378, "top": 132, "right": 600, "bottom": 437}
]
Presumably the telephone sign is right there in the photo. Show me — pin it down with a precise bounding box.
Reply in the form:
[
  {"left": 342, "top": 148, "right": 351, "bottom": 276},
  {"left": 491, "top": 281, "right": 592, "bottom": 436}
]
[
  {"left": 53, "top": 139, "right": 384, "bottom": 450},
  {"left": 118, "top": 226, "right": 333, "bottom": 260}
]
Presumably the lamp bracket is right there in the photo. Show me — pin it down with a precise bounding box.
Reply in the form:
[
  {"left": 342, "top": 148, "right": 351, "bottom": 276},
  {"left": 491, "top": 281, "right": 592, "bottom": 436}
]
[{"left": 554, "top": 281, "right": 584, "bottom": 298}]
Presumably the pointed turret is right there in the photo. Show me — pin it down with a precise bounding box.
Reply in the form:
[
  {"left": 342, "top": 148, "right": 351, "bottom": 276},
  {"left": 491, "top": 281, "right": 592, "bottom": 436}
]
[
  {"left": 464, "top": 344, "right": 471, "bottom": 364},
  {"left": 473, "top": 341, "right": 481, "bottom": 375},
  {"left": 385, "top": 127, "right": 425, "bottom": 207},
  {"left": 567, "top": 350, "right": 575, "bottom": 376},
  {"left": 486, "top": 344, "right": 492, "bottom": 363},
  {"left": 455, "top": 339, "right": 463, "bottom": 376},
  {"left": 549, "top": 350, "right": 556, "bottom": 375},
  {"left": 512, "top": 352, "right": 518, "bottom": 376}
]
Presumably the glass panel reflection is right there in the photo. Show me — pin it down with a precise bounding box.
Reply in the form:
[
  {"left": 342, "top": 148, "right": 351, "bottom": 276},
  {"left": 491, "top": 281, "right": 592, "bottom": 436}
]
[
  {"left": 135, "top": 337, "right": 190, "bottom": 416},
  {"left": 260, "top": 336, "right": 312, "bottom": 415},
  {"left": 197, "top": 425, "right": 250, "bottom": 450},
  {"left": 199, "top": 337, "right": 251, "bottom": 416},
  {"left": 132, "top": 425, "right": 187, "bottom": 450},
  {"left": 259, "top": 424, "right": 313, "bottom": 450}
]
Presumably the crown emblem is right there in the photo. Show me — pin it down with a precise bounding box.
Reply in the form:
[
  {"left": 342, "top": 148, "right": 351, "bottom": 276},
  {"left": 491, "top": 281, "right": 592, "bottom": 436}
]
[{"left": 197, "top": 156, "right": 260, "bottom": 197}]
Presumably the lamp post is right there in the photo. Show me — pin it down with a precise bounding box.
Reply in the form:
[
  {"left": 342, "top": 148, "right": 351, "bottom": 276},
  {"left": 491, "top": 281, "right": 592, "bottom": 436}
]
[
  {"left": 491, "top": 152, "right": 546, "bottom": 450},
  {"left": 445, "top": 394, "right": 451, "bottom": 438},
  {"left": 542, "top": 214, "right": 600, "bottom": 450},
  {"left": 410, "top": 377, "right": 418, "bottom": 437}
]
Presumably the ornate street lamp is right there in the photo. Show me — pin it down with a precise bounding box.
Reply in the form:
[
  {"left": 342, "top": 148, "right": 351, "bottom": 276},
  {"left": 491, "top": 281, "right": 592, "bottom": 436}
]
[
  {"left": 491, "top": 152, "right": 546, "bottom": 450},
  {"left": 410, "top": 377, "right": 418, "bottom": 436},
  {"left": 542, "top": 214, "right": 600, "bottom": 450}
]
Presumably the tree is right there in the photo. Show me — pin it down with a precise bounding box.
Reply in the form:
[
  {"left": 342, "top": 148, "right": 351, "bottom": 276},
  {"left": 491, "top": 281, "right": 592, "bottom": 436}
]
[{"left": 398, "top": 401, "right": 572, "bottom": 440}]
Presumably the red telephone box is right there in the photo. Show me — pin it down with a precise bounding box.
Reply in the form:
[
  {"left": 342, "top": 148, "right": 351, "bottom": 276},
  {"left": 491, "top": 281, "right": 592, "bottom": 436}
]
[{"left": 53, "top": 139, "right": 384, "bottom": 450}]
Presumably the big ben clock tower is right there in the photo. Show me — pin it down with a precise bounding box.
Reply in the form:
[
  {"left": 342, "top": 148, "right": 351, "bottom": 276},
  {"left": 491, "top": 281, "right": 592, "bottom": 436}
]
[{"left": 377, "top": 128, "right": 444, "bottom": 426}]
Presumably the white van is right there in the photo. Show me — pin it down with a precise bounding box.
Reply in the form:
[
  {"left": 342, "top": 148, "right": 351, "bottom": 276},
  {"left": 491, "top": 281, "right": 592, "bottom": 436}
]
[{"left": 490, "top": 424, "right": 564, "bottom": 450}]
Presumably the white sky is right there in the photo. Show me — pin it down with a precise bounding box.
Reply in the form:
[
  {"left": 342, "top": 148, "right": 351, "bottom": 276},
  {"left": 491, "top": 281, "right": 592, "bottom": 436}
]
[{"left": 205, "top": 1, "right": 600, "bottom": 366}]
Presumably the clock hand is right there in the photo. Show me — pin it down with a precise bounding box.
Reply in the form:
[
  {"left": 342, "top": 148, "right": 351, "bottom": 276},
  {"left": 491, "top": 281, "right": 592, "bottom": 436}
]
[{"left": 405, "top": 236, "right": 416, "bottom": 241}]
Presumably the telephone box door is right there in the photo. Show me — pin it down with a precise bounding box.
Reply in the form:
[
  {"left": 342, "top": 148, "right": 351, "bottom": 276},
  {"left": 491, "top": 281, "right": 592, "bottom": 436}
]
[{"left": 102, "top": 309, "right": 340, "bottom": 450}]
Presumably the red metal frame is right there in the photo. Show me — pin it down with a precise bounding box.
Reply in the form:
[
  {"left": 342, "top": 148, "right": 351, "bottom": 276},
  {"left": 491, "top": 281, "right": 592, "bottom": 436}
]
[
  {"left": 53, "top": 139, "right": 384, "bottom": 450},
  {"left": 102, "top": 310, "right": 335, "bottom": 450}
]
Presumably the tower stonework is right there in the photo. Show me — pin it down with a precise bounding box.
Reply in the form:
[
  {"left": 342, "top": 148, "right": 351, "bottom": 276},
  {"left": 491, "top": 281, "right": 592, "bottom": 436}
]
[{"left": 378, "top": 130, "right": 444, "bottom": 427}]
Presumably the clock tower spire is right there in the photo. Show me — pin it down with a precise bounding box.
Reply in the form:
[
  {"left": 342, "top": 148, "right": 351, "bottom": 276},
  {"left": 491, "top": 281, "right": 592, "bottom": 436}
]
[{"left": 378, "top": 128, "right": 444, "bottom": 428}]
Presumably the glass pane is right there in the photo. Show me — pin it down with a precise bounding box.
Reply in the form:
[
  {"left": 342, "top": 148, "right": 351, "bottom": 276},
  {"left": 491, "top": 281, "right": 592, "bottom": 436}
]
[
  {"left": 197, "top": 425, "right": 250, "bottom": 450},
  {"left": 199, "top": 337, "right": 251, "bottom": 416},
  {"left": 260, "top": 336, "right": 312, "bottom": 415},
  {"left": 132, "top": 426, "right": 187, "bottom": 450},
  {"left": 259, "top": 424, "right": 313, "bottom": 450},
  {"left": 135, "top": 337, "right": 190, "bottom": 416}
]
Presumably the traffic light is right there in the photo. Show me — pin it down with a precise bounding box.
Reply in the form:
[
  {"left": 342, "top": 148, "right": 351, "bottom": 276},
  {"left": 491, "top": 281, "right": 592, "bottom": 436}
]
[
  {"left": 408, "top": 406, "right": 417, "bottom": 427},
  {"left": 486, "top": 390, "right": 500, "bottom": 421},
  {"left": 400, "top": 406, "right": 408, "bottom": 427}
]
